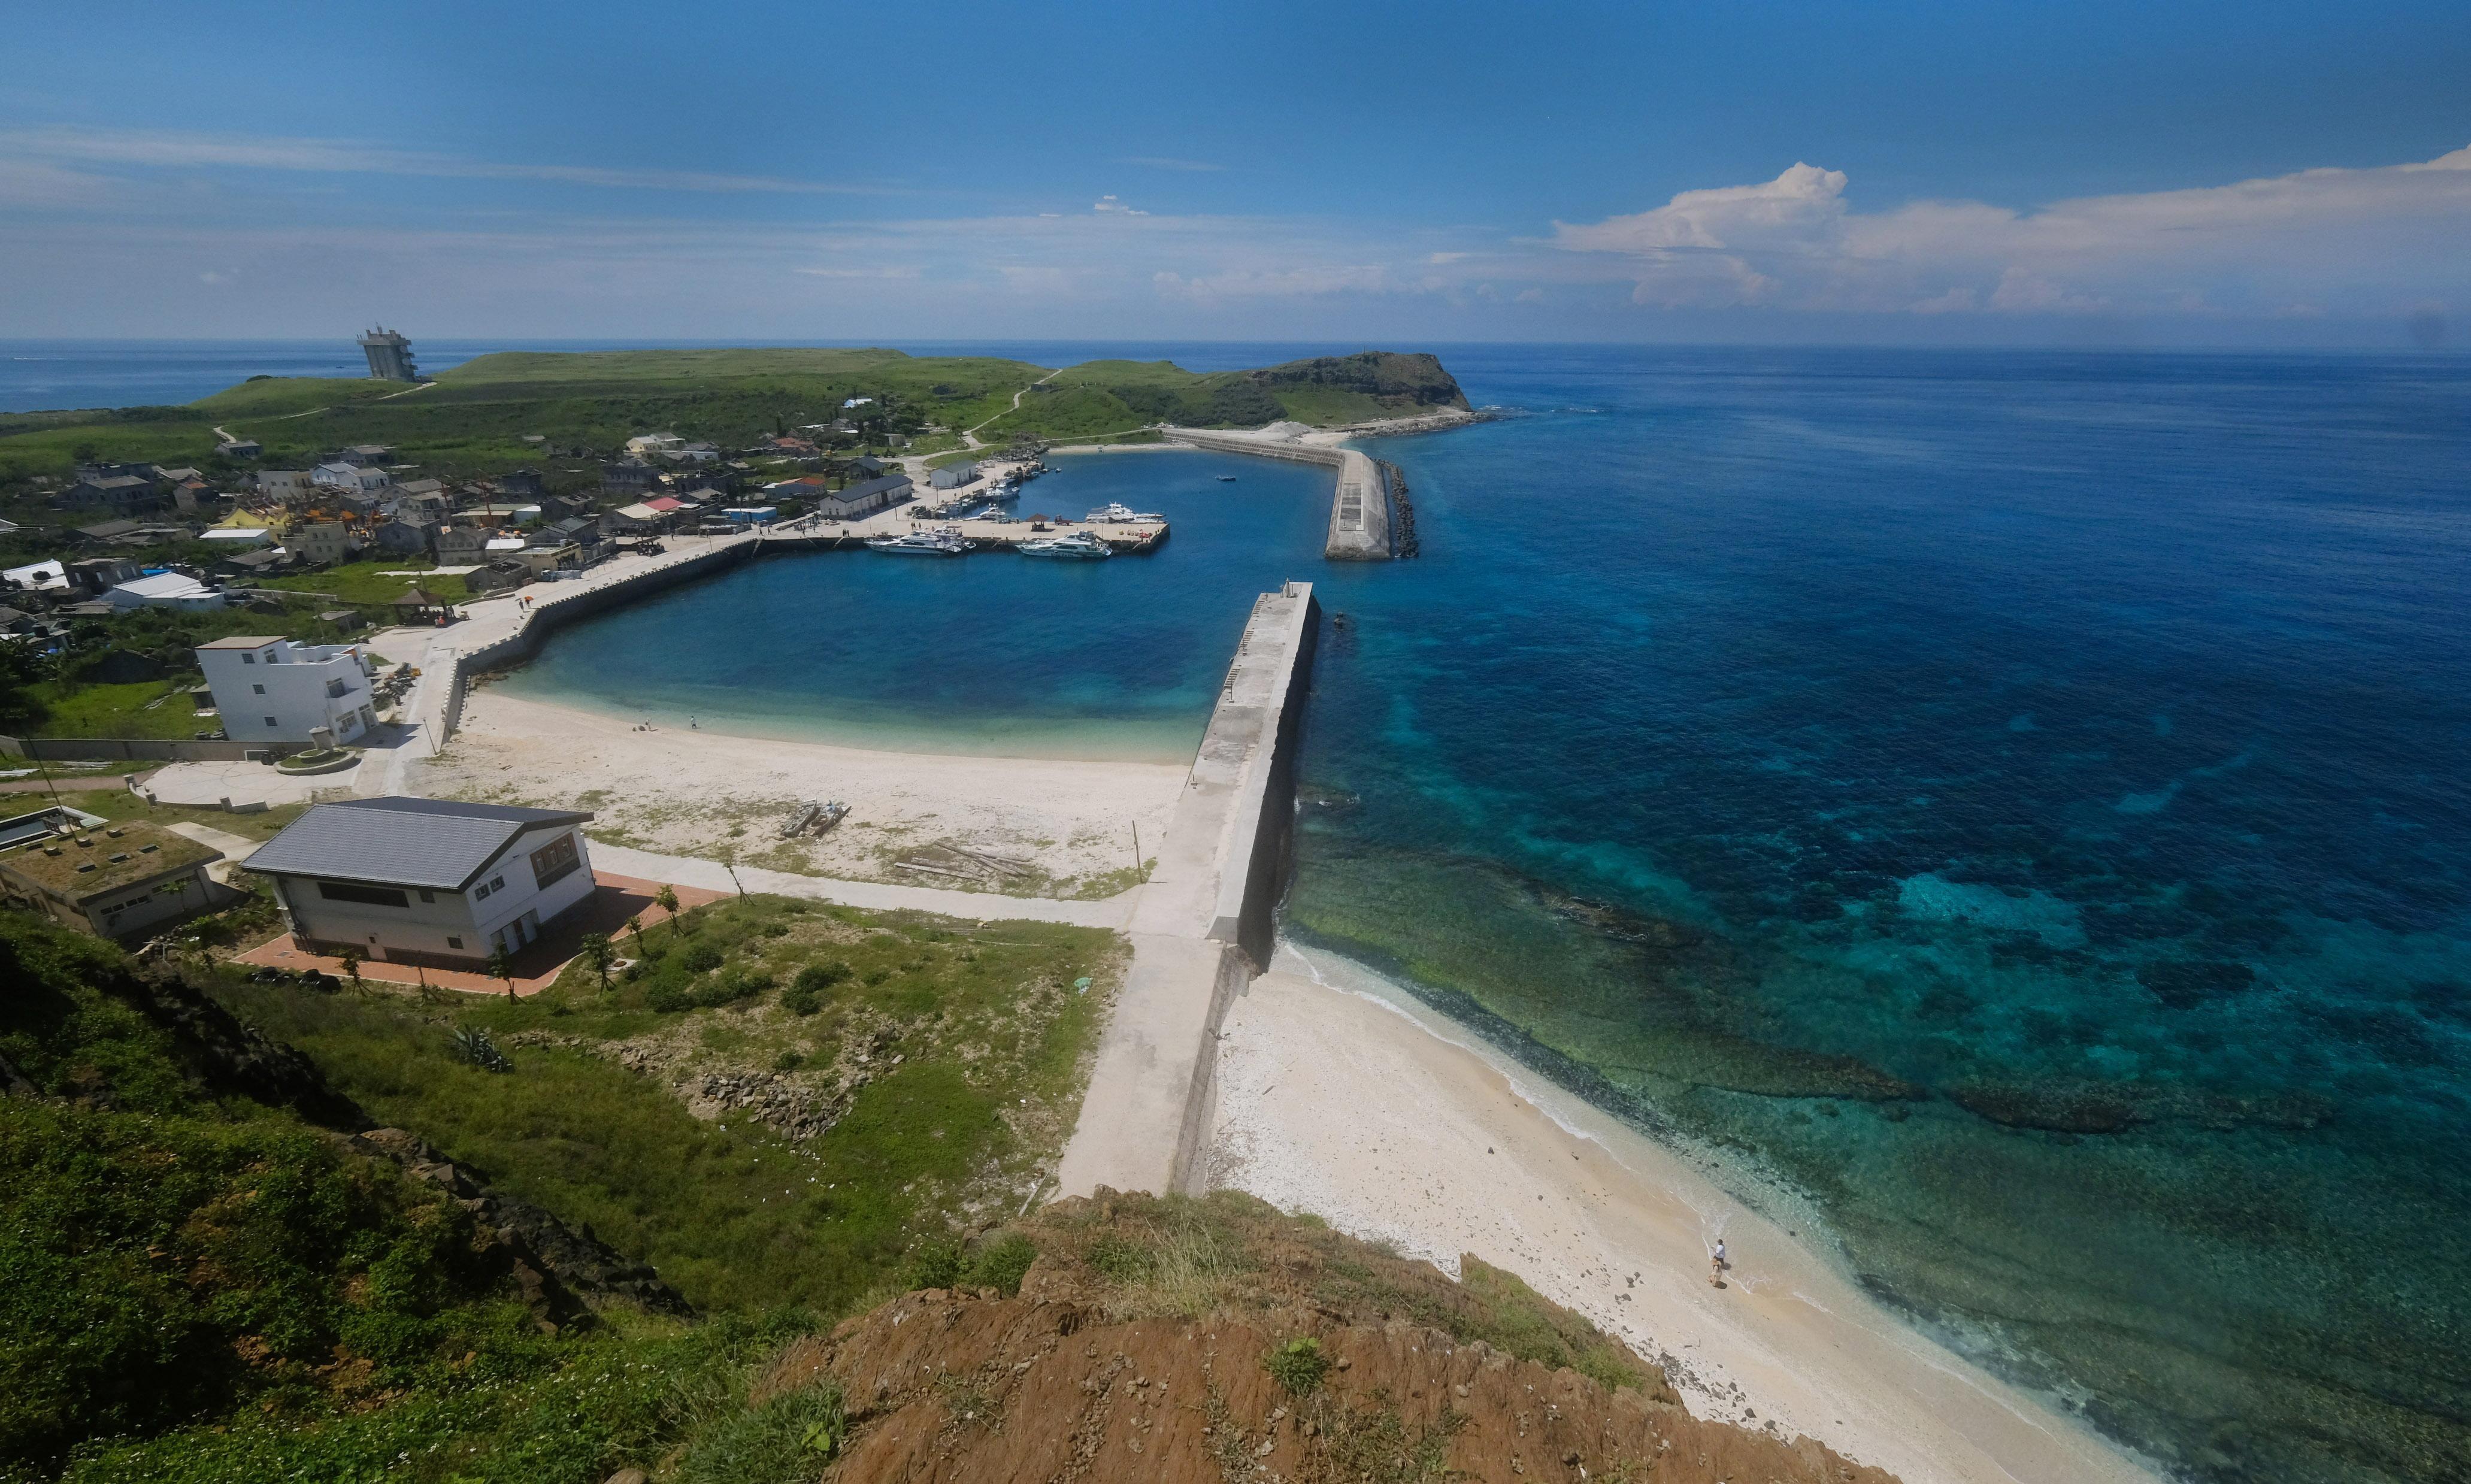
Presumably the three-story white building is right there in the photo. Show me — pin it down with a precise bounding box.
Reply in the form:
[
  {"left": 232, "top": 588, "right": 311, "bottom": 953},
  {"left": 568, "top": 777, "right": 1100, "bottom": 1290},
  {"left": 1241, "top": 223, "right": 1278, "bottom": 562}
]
[{"left": 195, "top": 635, "right": 378, "bottom": 746}]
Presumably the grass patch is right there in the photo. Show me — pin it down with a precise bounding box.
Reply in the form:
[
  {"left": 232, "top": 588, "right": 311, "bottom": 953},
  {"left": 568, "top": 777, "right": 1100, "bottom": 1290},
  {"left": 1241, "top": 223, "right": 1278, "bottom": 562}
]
[
  {"left": 20, "top": 679, "right": 203, "bottom": 740},
  {"left": 257, "top": 559, "right": 470, "bottom": 605},
  {"left": 212, "top": 893, "right": 1122, "bottom": 1317}
]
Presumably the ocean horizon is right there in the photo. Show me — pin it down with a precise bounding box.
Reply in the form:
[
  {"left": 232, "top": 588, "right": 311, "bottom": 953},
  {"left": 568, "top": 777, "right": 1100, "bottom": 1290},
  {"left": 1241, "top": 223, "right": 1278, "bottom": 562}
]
[{"left": 23, "top": 340, "right": 2471, "bottom": 1482}]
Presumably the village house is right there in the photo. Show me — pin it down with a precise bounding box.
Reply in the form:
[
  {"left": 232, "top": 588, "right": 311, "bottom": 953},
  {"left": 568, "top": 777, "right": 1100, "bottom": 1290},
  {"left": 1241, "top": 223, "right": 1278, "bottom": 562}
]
[
  {"left": 217, "top": 547, "right": 296, "bottom": 582},
  {"left": 928, "top": 460, "right": 981, "bottom": 491},
  {"left": 195, "top": 635, "right": 378, "bottom": 746},
  {"left": 813, "top": 472, "right": 913, "bottom": 519},
  {"left": 0, "top": 818, "right": 224, "bottom": 940},
  {"left": 328, "top": 444, "right": 395, "bottom": 467},
  {"left": 65, "top": 556, "right": 146, "bottom": 595},
  {"left": 217, "top": 434, "right": 263, "bottom": 459},
  {"left": 57, "top": 473, "right": 165, "bottom": 514},
  {"left": 433, "top": 524, "right": 493, "bottom": 564},
  {"left": 287, "top": 520, "right": 358, "bottom": 567},
  {"left": 244, "top": 797, "right": 599, "bottom": 965},
  {"left": 258, "top": 470, "right": 310, "bottom": 498},
  {"left": 313, "top": 461, "right": 390, "bottom": 493},
  {"left": 104, "top": 572, "right": 225, "bottom": 613},
  {"left": 602, "top": 457, "right": 661, "bottom": 496},
  {"left": 370, "top": 516, "right": 438, "bottom": 558}
]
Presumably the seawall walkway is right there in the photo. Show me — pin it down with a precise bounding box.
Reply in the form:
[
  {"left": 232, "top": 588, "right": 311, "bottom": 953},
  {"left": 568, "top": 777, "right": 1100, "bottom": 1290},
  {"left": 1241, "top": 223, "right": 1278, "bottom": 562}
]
[{"left": 1056, "top": 580, "right": 1320, "bottom": 1198}]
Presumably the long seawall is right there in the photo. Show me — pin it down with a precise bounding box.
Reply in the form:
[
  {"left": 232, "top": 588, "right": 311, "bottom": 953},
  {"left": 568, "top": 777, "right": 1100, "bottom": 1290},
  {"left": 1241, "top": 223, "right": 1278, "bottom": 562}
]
[
  {"left": 437, "top": 536, "right": 756, "bottom": 740},
  {"left": 1055, "top": 580, "right": 1320, "bottom": 1198},
  {"left": 1160, "top": 428, "right": 1392, "bottom": 560}
]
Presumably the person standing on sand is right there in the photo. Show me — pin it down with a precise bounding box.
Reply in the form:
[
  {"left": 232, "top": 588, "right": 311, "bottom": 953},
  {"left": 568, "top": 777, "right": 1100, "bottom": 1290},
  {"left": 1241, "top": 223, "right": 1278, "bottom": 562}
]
[{"left": 1710, "top": 1238, "right": 1728, "bottom": 1288}]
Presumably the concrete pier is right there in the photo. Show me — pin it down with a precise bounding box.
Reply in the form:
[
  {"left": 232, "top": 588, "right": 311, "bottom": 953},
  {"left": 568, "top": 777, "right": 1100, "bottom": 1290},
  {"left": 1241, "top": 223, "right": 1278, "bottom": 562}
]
[
  {"left": 1161, "top": 426, "right": 1392, "bottom": 561},
  {"left": 1055, "top": 580, "right": 1319, "bottom": 1198}
]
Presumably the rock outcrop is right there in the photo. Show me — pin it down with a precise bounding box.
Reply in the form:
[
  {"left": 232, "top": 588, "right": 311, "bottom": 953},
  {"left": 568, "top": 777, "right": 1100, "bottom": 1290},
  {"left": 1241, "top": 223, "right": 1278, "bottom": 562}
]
[{"left": 770, "top": 1190, "right": 1896, "bottom": 1484}]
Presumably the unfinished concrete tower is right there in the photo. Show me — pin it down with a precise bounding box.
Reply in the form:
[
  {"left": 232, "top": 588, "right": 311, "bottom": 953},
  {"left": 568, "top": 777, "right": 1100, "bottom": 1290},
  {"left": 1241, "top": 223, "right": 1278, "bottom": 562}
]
[{"left": 357, "top": 326, "right": 417, "bottom": 381}]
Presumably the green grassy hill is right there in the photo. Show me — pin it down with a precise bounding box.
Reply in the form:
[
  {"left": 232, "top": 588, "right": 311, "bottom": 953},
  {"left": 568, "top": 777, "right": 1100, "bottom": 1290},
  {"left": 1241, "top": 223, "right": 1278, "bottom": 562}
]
[{"left": 0, "top": 348, "right": 1469, "bottom": 489}]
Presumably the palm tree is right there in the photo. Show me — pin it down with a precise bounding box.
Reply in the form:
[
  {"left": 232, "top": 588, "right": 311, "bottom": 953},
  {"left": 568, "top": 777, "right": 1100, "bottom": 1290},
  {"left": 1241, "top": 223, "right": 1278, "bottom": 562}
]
[
  {"left": 624, "top": 914, "right": 646, "bottom": 959},
  {"left": 579, "top": 932, "right": 615, "bottom": 991},
  {"left": 487, "top": 944, "right": 515, "bottom": 1002},
  {"left": 654, "top": 885, "right": 681, "bottom": 940}
]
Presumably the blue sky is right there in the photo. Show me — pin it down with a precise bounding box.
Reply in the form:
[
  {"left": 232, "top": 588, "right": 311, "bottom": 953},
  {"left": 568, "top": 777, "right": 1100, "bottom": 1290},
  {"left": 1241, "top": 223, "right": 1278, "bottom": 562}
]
[{"left": 2, "top": 0, "right": 2466, "bottom": 344}]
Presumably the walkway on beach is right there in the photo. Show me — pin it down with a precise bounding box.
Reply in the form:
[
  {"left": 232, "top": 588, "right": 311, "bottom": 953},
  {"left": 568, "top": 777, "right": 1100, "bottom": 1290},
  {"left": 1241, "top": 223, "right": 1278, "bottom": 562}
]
[{"left": 585, "top": 841, "right": 1140, "bottom": 929}]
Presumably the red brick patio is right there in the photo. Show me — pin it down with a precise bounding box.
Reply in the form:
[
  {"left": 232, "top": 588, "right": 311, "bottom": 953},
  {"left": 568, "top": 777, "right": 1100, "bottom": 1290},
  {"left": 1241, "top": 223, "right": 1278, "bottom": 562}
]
[{"left": 235, "top": 871, "right": 728, "bottom": 997}]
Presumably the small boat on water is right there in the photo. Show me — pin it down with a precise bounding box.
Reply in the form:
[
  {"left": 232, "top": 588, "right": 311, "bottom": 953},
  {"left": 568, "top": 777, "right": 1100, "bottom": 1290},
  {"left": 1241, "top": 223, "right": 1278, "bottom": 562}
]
[
  {"left": 1216, "top": 474, "right": 1237, "bottom": 482},
  {"left": 1018, "top": 532, "right": 1113, "bottom": 560},
  {"left": 1086, "top": 502, "right": 1165, "bottom": 524},
  {"left": 867, "top": 531, "right": 969, "bottom": 556}
]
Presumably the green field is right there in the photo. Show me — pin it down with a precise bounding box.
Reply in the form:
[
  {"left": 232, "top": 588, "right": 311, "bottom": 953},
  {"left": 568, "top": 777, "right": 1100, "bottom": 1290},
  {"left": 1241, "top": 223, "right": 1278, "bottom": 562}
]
[
  {"left": 0, "top": 347, "right": 1469, "bottom": 489},
  {"left": 255, "top": 559, "right": 469, "bottom": 605}
]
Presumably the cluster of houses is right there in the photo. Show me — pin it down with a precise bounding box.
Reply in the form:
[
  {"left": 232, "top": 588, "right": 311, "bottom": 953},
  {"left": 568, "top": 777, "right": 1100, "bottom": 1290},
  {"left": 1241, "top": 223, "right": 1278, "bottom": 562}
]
[{"left": 4, "top": 428, "right": 926, "bottom": 675}]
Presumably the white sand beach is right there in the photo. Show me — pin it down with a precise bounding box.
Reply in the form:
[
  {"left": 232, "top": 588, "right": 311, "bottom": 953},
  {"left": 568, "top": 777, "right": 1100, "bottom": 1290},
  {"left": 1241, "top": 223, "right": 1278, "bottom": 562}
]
[
  {"left": 1210, "top": 946, "right": 2163, "bottom": 1484},
  {"left": 413, "top": 688, "right": 1186, "bottom": 897}
]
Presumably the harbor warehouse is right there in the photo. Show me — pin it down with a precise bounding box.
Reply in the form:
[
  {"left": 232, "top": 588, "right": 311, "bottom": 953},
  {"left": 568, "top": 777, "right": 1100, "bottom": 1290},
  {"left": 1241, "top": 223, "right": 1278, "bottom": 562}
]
[{"left": 244, "top": 797, "right": 597, "bottom": 965}]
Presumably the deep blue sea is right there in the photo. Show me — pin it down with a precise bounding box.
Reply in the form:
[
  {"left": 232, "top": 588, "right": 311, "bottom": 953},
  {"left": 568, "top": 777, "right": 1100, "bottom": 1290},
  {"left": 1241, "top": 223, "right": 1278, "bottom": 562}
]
[{"left": 28, "top": 341, "right": 2471, "bottom": 1482}]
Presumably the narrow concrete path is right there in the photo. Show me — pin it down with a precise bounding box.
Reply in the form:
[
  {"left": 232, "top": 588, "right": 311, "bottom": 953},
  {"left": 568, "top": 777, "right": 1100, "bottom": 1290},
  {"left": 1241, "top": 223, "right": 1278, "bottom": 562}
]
[{"left": 585, "top": 841, "right": 1140, "bottom": 928}]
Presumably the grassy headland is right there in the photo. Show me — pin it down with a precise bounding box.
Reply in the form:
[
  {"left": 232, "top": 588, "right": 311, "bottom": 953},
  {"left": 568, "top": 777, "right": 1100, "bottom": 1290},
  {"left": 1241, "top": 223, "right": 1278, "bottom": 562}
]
[{"left": 0, "top": 347, "right": 1469, "bottom": 487}]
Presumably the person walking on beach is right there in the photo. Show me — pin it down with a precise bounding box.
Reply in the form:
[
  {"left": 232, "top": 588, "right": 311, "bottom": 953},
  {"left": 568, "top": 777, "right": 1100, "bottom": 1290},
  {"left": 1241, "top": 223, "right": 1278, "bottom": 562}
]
[{"left": 1709, "top": 1238, "right": 1728, "bottom": 1288}]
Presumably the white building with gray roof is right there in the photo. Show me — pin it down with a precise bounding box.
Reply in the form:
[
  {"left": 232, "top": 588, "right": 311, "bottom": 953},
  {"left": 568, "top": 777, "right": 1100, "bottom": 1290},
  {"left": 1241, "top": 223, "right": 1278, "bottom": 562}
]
[{"left": 243, "top": 796, "right": 598, "bottom": 965}]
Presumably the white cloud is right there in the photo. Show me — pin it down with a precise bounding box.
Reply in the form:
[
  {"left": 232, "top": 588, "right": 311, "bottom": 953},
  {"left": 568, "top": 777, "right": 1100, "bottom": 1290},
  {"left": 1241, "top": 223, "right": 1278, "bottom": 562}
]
[
  {"left": 1092, "top": 194, "right": 1149, "bottom": 216},
  {"left": 1152, "top": 264, "right": 1394, "bottom": 298},
  {"left": 1554, "top": 146, "right": 2471, "bottom": 316},
  {"left": 0, "top": 125, "right": 888, "bottom": 195}
]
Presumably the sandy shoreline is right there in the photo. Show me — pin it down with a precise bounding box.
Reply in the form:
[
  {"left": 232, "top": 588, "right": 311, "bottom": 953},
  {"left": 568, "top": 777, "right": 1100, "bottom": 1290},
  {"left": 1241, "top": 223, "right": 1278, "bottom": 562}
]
[
  {"left": 1210, "top": 945, "right": 2162, "bottom": 1484},
  {"left": 414, "top": 689, "right": 1186, "bottom": 897}
]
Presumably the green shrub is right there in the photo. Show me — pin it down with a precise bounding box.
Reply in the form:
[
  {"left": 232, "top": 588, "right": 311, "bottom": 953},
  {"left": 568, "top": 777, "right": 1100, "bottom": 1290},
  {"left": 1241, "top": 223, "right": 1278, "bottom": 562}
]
[
  {"left": 965, "top": 1234, "right": 1038, "bottom": 1297},
  {"left": 794, "top": 960, "right": 850, "bottom": 994},
  {"left": 705, "top": 966, "right": 774, "bottom": 1007},
  {"left": 1085, "top": 1232, "right": 1155, "bottom": 1282},
  {"left": 681, "top": 941, "right": 725, "bottom": 973},
  {"left": 781, "top": 983, "right": 820, "bottom": 1016},
  {"left": 1263, "top": 1335, "right": 1330, "bottom": 1396},
  {"left": 906, "top": 1238, "right": 966, "bottom": 1290},
  {"left": 675, "top": 1379, "right": 844, "bottom": 1484}
]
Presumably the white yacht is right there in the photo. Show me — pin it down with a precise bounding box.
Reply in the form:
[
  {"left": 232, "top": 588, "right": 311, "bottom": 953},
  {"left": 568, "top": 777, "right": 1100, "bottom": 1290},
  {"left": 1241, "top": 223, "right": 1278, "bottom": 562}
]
[
  {"left": 1018, "top": 531, "right": 1113, "bottom": 560},
  {"left": 866, "top": 530, "right": 969, "bottom": 556},
  {"left": 1086, "top": 502, "right": 1165, "bottom": 524}
]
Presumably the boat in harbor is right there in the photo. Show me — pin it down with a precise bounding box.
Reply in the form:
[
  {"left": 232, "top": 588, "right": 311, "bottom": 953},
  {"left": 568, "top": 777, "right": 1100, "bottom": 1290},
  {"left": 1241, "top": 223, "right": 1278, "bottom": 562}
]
[
  {"left": 1216, "top": 474, "right": 1237, "bottom": 481},
  {"left": 1086, "top": 502, "right": 1165, "bottom": 523},
  {"left": 866, "top": 530, "right": 970, "bottom": 556},
  {"left": 1017, "top": 532, "right": 1114, "bottom": 560}
]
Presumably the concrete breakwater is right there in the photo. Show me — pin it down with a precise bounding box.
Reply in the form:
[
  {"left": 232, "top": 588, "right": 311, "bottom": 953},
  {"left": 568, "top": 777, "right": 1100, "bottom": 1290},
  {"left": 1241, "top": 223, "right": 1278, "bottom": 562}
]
[
  {"left": 1056, "top": 580, "right": 1319, "bottom": 1198},
  {"left": 1159, "top": 427, "right": 1394, "bottom": 561}
]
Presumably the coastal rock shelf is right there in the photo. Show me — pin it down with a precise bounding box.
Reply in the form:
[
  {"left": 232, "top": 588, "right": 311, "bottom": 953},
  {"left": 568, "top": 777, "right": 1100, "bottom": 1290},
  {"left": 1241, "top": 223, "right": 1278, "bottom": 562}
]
[{"left": 1056, "top": 580, "right": 1319, "bottom": 1198}]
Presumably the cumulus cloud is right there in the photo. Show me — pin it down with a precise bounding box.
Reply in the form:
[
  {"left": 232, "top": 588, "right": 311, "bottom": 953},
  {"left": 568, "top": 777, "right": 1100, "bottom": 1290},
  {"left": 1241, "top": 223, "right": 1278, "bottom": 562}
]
[
  {"left": 1092, "top": 194, "right": 1148, "bottom": 215},
  {"left": 1554, "top": 146, "right": 2471, "bottom": 316}
]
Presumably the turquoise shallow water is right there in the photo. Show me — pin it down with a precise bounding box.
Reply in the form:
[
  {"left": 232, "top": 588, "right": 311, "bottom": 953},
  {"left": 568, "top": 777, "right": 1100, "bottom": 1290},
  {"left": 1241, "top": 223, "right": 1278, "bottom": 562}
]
[{"left": 509, "top": 346, "right": 2469, "bottom": 1483}]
